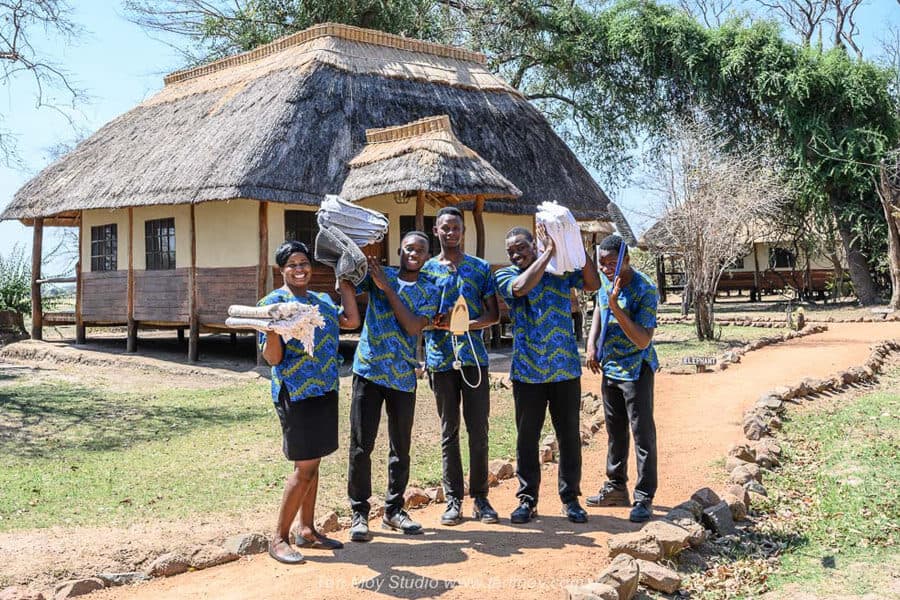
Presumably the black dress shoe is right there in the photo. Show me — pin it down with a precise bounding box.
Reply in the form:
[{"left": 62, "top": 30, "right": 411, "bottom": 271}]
[
  {"left": 629, "top": 501, "right": 652, "bottom": 523},
  {"left": 563, "top": 500, "right": 588, "bottom": 523},
  {"left": 473, "top": 497, "right": 499, "bottom": 524},
  {"left": 510, "top": 499, "right": 537, "bottom": 524}
]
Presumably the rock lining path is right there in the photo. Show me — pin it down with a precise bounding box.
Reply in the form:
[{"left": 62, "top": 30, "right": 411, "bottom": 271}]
[{"left": 83, "top": 322, "right": 900, "bottom": 600}]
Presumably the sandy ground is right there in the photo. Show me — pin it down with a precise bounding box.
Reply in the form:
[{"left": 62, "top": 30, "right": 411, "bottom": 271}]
[{"left": 30, "top": 321, "right": 887, "bottom": 600}]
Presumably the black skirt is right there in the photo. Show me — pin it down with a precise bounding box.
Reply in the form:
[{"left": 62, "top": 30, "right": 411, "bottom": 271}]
[{"left": 275, "top": 386, "right": 339, "bottom": 461}]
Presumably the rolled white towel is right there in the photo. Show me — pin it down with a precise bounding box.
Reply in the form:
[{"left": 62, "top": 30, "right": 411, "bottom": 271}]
[
  {"left": 226, "top": 303, "right": 325, "bottom": 355},
  {"left": 536, "top": 202, "right": 585, "bottom": 275}
]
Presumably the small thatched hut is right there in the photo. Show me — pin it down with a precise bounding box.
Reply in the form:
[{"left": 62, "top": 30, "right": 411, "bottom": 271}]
[{"left": 1, "top": 23, "right": 610, "bottom": 360}]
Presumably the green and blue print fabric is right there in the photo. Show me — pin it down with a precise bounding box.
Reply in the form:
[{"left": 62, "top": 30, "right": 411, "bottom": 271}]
[
  {"left": 596, "top": 269, "right": 659, "bottom": 381},
  {"left": 353, "top": 268, "right": 438, "bottom": 392},
  {"left": 495, "top": 267, "right": 584, "bottom": 383},
  {"left": 257, "top": 288, "right": 341, "bottom": 402},
  {"left": 421, "top": 254, "right": 495, "bottom": 372}
]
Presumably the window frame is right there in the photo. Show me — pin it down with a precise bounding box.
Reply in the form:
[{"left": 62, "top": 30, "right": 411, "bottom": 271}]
[
  {"left": 770, "top": 247, "right": 796, "bottom": 269},
  {"left": 90, "top": 223, "right": 118, "bottom": 272},
  {"left": 145, "top": 217, "right": 176, "bottom": 270}
]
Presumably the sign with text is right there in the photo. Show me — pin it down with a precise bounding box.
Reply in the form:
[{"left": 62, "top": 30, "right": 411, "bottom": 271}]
[{"left": 682, "top": 356, "right": 717, "bottom": 366}]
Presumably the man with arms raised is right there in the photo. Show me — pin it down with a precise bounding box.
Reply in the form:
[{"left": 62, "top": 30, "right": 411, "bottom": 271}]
[{"left": 494, "top": 225, "right": 600, "bottom": 523}]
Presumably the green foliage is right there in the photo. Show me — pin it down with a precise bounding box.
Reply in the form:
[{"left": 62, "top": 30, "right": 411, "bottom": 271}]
[{"left": 0, "top": 244, "right": 31, "bottom": 313}]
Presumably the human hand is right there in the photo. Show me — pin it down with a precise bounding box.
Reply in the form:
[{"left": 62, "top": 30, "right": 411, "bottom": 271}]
[
  {"left": 536, "top": 223, "right": 555, "bottom": 256},
  {"left": 586, "top": 345, "right": 601, "bottom": 374},
  {"left": 608, "top": 276, "right": 622, "bottom": 306},
  {"left": 368, "top": 257, "right": 389, "bottom": 291},
  {"left": 433, "top": 312, "right": 450, "bottom": 331}
]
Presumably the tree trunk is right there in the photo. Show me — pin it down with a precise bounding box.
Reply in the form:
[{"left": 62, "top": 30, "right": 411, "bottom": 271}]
[
  {"left": 694, "top": 292, "right": 715, "bottom": 340},
  {"left": 831, "top": 193, "right": 879, "bottom": 305},
  {"left": 879, "top": 166, "right": 900, "bottom": 309}
]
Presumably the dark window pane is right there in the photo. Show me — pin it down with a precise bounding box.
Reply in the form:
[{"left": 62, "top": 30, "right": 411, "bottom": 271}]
[{"left": 90, "top": 223, "right": 117, "bottom": 271}]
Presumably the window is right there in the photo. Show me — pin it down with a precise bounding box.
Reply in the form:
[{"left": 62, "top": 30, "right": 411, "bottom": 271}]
[
  {"left": 145, "top": 218, "right": 176, "bottom": 270},
  {"left": 770, "top": 247, "right": 796, "bottom": 269},
  {"left": 399, "top": 215, "right": 437, "bottom": 255},
  {"left": 285, "top": 210, "right": 319, "bottom": 252},
  {"left": 90, "top": 224, "right": 117, "bottom": 271}
]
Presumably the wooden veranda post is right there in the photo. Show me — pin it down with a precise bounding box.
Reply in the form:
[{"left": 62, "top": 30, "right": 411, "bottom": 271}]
[
  {"left": 257, "top": 201, "right": 269, "bottom": 366},
  {"left": 75, "top": 213, "right": 86, "bottom": 344},
  {"left": 188, "top": 204, "right": 199, "bottom": 363},
  {"left": 126, "top": 207, "right": 137, "bottom": 352},
  {"left": 30, "top": 218, "right": 43, "bottom": 340},
  {"left": 474, "top": 195, "right": 485, "bottom": 259},
  {"left": 752, "top": 243, "right": 761, "bottom": 302},
  {"left": 415, "top": 190, "right": 425, "bottom": 232}
]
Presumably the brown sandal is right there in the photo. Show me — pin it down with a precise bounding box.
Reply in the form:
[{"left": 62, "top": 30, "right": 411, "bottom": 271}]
[{"left": 268, "top": 539, "right": 305, "bottom": 564}]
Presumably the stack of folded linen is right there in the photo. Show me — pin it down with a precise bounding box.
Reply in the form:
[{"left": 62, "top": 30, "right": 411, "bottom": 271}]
[
  {"left": 314, "top": 195, "right": 389, "bottom": 285},
  {"left": 536, "top": 201, "right": 585, "bottom": 275},
  {"left": 225, "top": 303, "right": 325, "bottom": 355},
  {"left": 317, "top": 195, "right": 389, "bottom": 246}
]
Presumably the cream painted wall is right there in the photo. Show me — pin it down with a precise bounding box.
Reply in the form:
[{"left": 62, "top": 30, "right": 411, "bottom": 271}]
[
  {"left": 727, "top": 242, "right": 838, "bottom": 273},
  {"left": 195, "top": 199, "right": 259, "bottom": 268},
  {"left": 132, "top": 205, "right": 191, "bottom": 270},
  {"left": 81, "top": 208, "right": 130, "bottom": 272}
]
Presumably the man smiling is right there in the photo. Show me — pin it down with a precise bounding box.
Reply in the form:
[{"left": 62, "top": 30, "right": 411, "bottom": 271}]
[
  {"left": 347, "top": 232, "right": 438, "bottom": 541},
  {"left": 494, "top": 225, "right": 599, "bottom": 524}
]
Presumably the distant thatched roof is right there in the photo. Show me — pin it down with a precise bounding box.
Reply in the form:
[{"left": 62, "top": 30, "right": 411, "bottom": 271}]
[
  {"left": 2, "top": 23, "right": 610, "bottom": 222},
  {"left": 339, "top": 115, "right": 522, "bottom": 203}
]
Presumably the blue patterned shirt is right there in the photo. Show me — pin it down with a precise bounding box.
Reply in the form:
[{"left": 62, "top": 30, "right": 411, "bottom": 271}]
[
  {"left": 421, "top": 255, "right": 496, "bottom": 372},
  {"left": 353, "top": 268, "right": 438, "bottom": 392},
  {"left": 495, "top": 267, "right": 584, "bottom": 383},
  {"left": 596, "top": 269, "right": 659, "bottom": 381},
  {"left": 257, "top": 288, "right": 341, "bottom": 403}
]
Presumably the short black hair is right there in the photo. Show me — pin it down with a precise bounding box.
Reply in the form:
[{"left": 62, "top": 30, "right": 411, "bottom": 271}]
[
  {"left": 599, "top": 234, "right": 628, "bottom": 256},
  {"left": 275, "top": 240, "right": 311, "bottom": 267},
  {"left": 435, "top": 206, "right": 464, "bottom": 223},
  {"left": 401, "top": 230, "right": 430, "bottom": 250},
  {"left": 505, "top": 227, "right": 533, "bottom": 242}
]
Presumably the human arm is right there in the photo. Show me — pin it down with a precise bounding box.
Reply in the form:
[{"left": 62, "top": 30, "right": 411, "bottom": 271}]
[
  {"left": 337, "top": 278, "right": 362, "bottom": 330},
  {"left": 508, "top": 225, "right": 555, "bottom": 297},
  {"left": 585, "top": 300, "right": 602, "bottom": 374},
  {"left": 261, "top": 331, "right": 284, "bottom": 366},
  {"left": 608, "top": 277, "right": 655, "bottom": 350},
  {"left": 581, "top": 244, "right": 601, "bottom": 292},
  {"left": 369, "top": 258, "right": 429, "bottom": 336}
]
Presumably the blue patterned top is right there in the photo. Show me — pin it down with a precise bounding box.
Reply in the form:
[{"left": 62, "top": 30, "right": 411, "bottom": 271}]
[
  {"left": 257, "top": 288, "right": 341, "bottom": 403},
  {"left": 421, "top": 255, "right": 496, "bottom": 372},
  {"left": 495, "top": 267, "right": 584, "bottom": 383},
  {"left": 353, "top": 268, "right": 438, "bottom": 392},
  {"left": 596, "top": 269, "right": 659, "bottom": 381}
]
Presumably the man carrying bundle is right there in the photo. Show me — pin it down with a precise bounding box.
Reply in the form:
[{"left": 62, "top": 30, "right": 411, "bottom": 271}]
[
  {"left": 494, "top": 225, "right": 599, "bottom": 524},
  {"left": 347, "top": 232, "right": 438, "bottom": 541}
]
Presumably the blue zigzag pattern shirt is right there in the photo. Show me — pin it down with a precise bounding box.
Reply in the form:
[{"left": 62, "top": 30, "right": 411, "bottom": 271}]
[
  {"left": 257, "top": 288, "right": 341, "bottom": 403},
  {"left": 495, "top": 266, "right": 584, "bottom": 383},
  {"left": 353, "top": 268, "right": 438, "bottom": 392},
  {"left": 597, "top": 269, "right": 659, "bottom": 381},
  {"left": 421, "top": 255, "right": 495, "bottom": 372}
]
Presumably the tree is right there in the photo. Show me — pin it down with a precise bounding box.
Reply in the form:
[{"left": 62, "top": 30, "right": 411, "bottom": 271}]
[
  {"left": 0, "top": 0, "right": 83, "bottom": 166},
  {"left": 126, "top": 0, "right": 900, "bottom": 304},
  {"left": 650, "top": 115, "right": 788, "bottom": 339}
]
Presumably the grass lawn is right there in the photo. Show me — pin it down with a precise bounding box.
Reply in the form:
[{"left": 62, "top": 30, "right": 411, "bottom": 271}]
[
  {"left": 652, "top": 323, "right": 784, "bottom": 367},
  {"left": 0, "top": 375, "right": 523, "bottom": 532},
  {"left": 753, "top": 376, "right": 900, "bottom": 597}
]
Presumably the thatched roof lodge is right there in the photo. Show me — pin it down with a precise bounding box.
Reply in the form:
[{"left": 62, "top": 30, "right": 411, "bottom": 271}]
[{"left": 1, "top": 23, "right": 611, "bottom": 361}]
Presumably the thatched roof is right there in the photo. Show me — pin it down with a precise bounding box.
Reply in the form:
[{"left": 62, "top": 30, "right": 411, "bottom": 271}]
[
  {"left": 2, "top": 23, "right": 610, "bottom": 222},
  {"left": 339, "top": 115, "right": 522, "bottom": 203}
]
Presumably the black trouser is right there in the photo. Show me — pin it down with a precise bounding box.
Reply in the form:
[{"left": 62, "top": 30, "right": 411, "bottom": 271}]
[
  {"left": 601, "top": 362, "right": 657, "bottom": 503},
  {"left": 347, "top": 374, "right": 416, "bottom": 515},
  {"left": 513, "top": 378, "right": 582, "bottom": 505},
  {"left": 429, "top": 367, "right": 490, "bottom": 500}
]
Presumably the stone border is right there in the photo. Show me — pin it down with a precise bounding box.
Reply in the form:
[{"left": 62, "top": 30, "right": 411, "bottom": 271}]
[
  {"left": 663, "top": 324, "right": 828, "bottom": 374},
  {"left": 659, "top": 313, "right": 900, "bottom": 325},
  {"left": 563, "top": 338, "right": 900, "bottom": 600}
]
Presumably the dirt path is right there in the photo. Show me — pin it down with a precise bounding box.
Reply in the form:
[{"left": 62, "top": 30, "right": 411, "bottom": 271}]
[{"left": 76, "top": 323, "right": 900, "bottom": 599}]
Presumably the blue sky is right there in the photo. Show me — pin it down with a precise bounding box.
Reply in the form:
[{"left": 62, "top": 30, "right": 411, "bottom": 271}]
[{"left": 2, "top": 1, "right": 899, "bottom": 274}]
